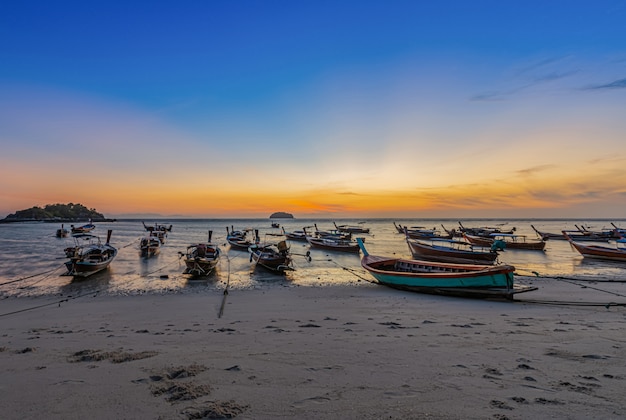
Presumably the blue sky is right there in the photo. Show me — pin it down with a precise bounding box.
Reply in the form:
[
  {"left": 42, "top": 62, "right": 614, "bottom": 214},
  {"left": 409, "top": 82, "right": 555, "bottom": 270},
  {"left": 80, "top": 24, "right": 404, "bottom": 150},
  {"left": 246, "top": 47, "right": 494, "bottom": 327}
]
[{"left": 1, "top": 1, "right": 626, "bottom": 218}]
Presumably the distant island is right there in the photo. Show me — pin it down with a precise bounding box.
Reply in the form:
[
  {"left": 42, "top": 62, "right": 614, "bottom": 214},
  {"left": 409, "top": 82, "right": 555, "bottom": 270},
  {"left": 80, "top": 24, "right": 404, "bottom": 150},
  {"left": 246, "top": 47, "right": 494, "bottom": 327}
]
[
  {"left": 270, "top": 211, "right": 294, "bottom": 219},
  {"left": 0, "top": 203, "right": 112, "bottom": 223}
]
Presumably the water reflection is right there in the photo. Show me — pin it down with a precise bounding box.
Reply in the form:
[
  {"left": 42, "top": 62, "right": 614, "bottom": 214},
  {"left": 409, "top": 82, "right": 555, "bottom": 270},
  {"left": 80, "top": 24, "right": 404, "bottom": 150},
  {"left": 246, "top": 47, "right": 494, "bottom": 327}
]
[{"left": 1, "top": 218, "right": 626, "bottom": 297}]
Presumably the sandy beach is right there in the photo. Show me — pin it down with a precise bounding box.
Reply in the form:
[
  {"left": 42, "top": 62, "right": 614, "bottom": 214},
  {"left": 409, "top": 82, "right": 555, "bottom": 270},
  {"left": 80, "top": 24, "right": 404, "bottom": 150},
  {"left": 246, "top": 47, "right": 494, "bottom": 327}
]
[{"left": 1, "top": 279, "right": 625, "bottom": 420}]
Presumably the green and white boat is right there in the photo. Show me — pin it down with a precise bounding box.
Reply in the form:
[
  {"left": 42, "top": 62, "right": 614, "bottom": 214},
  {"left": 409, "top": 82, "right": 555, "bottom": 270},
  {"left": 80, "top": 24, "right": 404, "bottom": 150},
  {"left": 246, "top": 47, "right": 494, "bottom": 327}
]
[{"left": 357, "top": 239, "right": 536, "bottom": 300}]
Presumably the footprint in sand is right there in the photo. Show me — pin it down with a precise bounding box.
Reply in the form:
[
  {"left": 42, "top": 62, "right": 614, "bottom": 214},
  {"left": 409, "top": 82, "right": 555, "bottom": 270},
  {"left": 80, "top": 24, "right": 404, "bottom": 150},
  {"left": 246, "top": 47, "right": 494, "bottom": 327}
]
[{"left": 292, "top": 395, "right": 332, "bottom": 408}]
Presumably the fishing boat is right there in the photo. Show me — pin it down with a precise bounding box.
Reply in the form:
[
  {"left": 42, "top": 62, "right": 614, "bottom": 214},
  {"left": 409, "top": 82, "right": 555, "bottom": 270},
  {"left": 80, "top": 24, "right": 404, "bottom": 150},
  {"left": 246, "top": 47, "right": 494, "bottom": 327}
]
[
  {"left": 563, "top": 231, "right": 626, "bottom": 262},
  {"left": 463, "top": 233, "right": 546, "bottom": 251},
  {"left": 611, "top": 222, "right": 626, "bottom": 238},
  {"left": 357, "top": 239, "right": 536, "bottom": 299},
  {"left": 574, "top": 224, "right": 618, "bottom": 240},
  {"left": 181, "top": 231, "right": 221, "bottom": 277},
  {"left": 140, "top": 234, "right": 161, "bottom": 257},
  {"left": 406, "top": 237, "right": 499, "bottom": 265},
  {"left": 282, "top": 226, "right": 310, "bottom": 241},
  {"left": 530, "top": 225, "right": 610, "bottom": 242},
  {"left": 226, "top": 226, "right": 256, "bottom": 250},
  {"left": 56, "top": 224, "right": 69, "bottom": 238},
  {"left": 458, "top": 221, "right": 516, "bottom": 237},
  {"left": 394, "top": 222, "right": 451, "bottom": 239},
  {"left": 530, "top": 225, "right": 566, "bottom": 240},
  {"left": 70, "top": 221, "right": 96, "bottom": 235},
  {"left": 63, "top": 230, "right": 117, "bottom": 277},
  {"left": 333, "top": 221, "right": 370, "bottom": 234},
  {"left": 249, "top": 240, "right": 292, "bottom": 272},
  {"left": 305, "top": 229, "right": 361, "bottom": 253},
  {"left": 313, "top": 224, "right": 352, "bottom": 240},
  {"left": 142, "top": 221, "right": 173, "bottom": 233},
  {"left": 440, "top": 224, "right": 462, "bottom": 238},
  {"left": 150, "top": 229, "right": 167, "bottom": 244}
]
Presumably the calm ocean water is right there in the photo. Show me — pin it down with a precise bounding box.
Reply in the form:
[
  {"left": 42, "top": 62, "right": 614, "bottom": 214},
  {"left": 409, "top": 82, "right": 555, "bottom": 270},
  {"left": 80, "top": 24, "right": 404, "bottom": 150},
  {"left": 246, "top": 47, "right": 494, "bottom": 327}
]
[{"left": 1, "top": 218, "right": 625, "bottom": 298}]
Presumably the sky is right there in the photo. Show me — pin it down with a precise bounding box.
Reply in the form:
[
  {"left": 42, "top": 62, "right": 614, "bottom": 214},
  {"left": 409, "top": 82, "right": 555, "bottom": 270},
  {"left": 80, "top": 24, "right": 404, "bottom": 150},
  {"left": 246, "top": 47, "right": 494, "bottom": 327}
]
[{"left": 1, "top": 1, "right": 626, "bottom": 219}]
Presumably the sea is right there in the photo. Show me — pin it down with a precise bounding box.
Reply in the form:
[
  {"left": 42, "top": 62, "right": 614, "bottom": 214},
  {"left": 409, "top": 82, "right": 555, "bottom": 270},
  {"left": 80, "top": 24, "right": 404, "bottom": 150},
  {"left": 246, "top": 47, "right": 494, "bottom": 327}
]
[{"left": 1, "top": 218, "right": 626, "bottom": 298}]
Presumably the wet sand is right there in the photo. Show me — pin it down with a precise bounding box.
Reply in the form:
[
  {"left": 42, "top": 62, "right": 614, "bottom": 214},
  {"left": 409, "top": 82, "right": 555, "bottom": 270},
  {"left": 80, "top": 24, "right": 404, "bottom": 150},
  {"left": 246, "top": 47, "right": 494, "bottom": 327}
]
[{"left": 1, "top": 279, "right": 625, "bottom": 419}]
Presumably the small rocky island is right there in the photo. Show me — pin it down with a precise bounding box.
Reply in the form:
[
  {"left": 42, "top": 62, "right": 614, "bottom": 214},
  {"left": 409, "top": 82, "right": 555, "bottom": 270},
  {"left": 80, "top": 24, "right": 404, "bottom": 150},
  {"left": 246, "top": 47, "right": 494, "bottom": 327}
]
[
  {"left": 1, "top": 203, "right": 112, "bottom": 223},
  {"left": 269, "top": 211, "right": 294, "bottom": 219}
]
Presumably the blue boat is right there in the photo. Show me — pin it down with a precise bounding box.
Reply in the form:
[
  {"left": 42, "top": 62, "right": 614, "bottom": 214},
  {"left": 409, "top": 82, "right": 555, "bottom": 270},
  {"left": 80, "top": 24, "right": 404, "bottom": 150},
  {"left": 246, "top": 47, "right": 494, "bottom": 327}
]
[{"left": 357, "top": 239, "right": 536, "bottom": 299}]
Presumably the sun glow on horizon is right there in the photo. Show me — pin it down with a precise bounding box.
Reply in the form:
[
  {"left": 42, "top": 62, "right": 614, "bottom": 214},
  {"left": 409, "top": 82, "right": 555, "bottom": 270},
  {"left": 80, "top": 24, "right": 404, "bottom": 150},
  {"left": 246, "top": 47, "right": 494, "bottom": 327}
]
[{"left": 2, "top": 4, "right": 626, "bottom": 219}]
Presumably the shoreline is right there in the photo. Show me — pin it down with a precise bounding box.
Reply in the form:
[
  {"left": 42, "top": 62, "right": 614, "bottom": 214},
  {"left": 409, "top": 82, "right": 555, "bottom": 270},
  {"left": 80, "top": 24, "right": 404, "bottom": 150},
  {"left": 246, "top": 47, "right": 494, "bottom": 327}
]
[{"left": 1, "top": 283, "right": 625, "bottom": 419}]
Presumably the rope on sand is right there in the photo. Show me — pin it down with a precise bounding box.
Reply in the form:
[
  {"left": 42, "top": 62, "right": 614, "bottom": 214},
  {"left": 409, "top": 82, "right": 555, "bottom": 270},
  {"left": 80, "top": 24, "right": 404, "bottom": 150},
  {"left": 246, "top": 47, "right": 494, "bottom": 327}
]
[
  {"left": 0, "top": 289, "right": 102, "bottom": 318},
  {"left": 140, "top": 259, "right": 180, "bottom": 278},
  {"left": 516, "top": 269, "right": 626, "bottom": 283},
  {"left": 218, "top": 256, "right": 232, "bottom": 318},
  {"left": 121, "top": 237, "right": 141, "bottom": 248},
  {"left": 329, "top": 260, "right": 379, "bottom": 285},
  {"left": 514, "top": 299, "right": 626, "bottom": 308},
  {"left": 0, "top": 265, "right": 66, "bottom": 287},
  {"left": 518, "top": 270, "right": 626, "bottom": 299}
]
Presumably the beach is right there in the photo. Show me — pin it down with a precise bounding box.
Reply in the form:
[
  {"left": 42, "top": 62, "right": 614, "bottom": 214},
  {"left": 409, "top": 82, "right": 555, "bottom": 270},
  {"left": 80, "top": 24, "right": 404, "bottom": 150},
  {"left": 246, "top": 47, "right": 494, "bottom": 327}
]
[{"left": 1, "top": 279, "right": 625, "bottom": 419}]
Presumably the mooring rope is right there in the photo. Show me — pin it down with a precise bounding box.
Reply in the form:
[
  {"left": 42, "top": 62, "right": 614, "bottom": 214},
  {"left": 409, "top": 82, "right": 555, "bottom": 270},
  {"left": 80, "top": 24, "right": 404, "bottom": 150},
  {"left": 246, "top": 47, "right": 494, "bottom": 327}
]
[
  {"left": 121, "top": 237, "right": 141, "bottom": 248},
  {"left": 18, "top": 266, "right": 66, "bottom": 289},
  {"left": 0, "top": 288, "right": 104, "bottom": 318},
  {"left": 516, "top": 269, "right": 626, "bottom": 299},
  {"left": 0, "top": 265, "right": 66, "bottom": 287},
  {"left": 218, "top": 256, "right": 232, "bottom": 318}
]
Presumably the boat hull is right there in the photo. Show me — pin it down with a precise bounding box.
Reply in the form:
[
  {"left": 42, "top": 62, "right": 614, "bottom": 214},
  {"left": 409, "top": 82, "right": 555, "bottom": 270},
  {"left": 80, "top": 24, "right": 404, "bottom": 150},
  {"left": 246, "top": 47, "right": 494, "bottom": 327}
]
[
  {"left": 567, "top": 241, "right": 626, "bottom": 262},
  {"left": 183, "top": 243, "right": 220, "bottom": 277},
  {"left": 228, "top": 237, "right": 253, "bottom": 250},
  {"left": 463, "top": 234, "right": 546, "bottom": 251},
  {"left": 184, "top": 259, "right": 219, "bottom": 276},
  {"left": 140, "top": 238, "right": 160, "bottom": 257},
  {"left": 307, "top": 237, "right": 360, "bottom": 253},
  {"left": 249, "top": 244, "right": 291, "bottom": 272},
  {"left": 65, "top": 247, "right": 117, "bottom": 278},
  {"left": 361, "top": 255, "right": 532, "bottom": 299},
  {"left": 357, "top": 238, "right": 536, "bottom": 299},
  {"left": 407, "top": 240, "right": 497, "bottom": 265}
]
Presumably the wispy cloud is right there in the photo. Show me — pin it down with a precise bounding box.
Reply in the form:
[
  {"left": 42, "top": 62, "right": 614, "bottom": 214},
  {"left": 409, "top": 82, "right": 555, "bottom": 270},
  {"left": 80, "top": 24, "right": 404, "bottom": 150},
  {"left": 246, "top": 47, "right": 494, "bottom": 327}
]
[
  {"left": 532, "top": 70, "right": 578, "bottom": 83},
  {"left": 583, "top": 77, "right": 626, "bottom": 90},
  {"left": 516, "top": 164, "right": 556, "bottom": 176},
  {"left": 469, "top": 86, "right": 529, "bottom": 102},
  {"left": 470, "top": 56, "right": 578, "bottom": 102}
]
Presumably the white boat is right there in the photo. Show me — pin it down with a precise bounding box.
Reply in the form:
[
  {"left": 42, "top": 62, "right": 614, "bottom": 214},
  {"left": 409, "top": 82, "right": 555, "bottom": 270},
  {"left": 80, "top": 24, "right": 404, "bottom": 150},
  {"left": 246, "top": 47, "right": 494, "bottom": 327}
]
[{"left": 64, "top": 230, "right": 117, "bottom": 277}]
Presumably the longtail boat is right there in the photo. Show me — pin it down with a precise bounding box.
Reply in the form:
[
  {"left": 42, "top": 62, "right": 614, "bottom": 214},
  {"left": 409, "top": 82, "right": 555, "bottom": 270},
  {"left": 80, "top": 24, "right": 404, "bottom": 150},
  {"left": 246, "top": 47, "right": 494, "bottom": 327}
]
[
  {"left": 70, "top": 221, "right": 96, "bottom": 235},
  {"left": 282, "top": 226, "right": 311, "bottom": 241},
  {"left": 181, "top": 231, "right": 221, "bottom": 277},
  {"left": 142, "top": 221, "right": 173, "bottom": 232},
  {"left": 140, "top": 235, "right": 161, "bottom": 258},
  {"left": 531, "top": 225, "right": 610, "bottom": 242},
  {"left": 333, "top": 222, "right": 370, "bottom": 234},
  {"left": 305, "top": 228, "right": 360, "bottom": 253},
  {"left": 226, "top": 226, "right": 255, "bottom": 250},
  {"left": 458, "top": 221, "right": 516, "bottom": 237},
  {"left": 406, "top": 237, "right": 498, "bottom": 265},
  {"left": 397, "top": 224, "right": 451, "bottom": 240},
  {"left": 56, "top": 224, "right": 69, "bottom": 238},
  {"left": 63, "top": 230, "right": 117, "bottom": 277},
  {"left": 564, "top": 231, "right": 626, "bottom": 262},
  {"left": 463, "top": 233, "right": 546, "bottom": 251},
  {"left": 249, "top": 240, "right": 292, "bottom": 273},
  {"left": 357, "top": 239, "right": 536, "bottom": 299}
]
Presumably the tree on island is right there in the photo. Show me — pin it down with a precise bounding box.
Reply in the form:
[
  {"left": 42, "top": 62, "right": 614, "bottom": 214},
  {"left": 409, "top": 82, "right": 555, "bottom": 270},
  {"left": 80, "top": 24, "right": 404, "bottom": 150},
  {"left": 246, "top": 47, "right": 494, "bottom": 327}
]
[
  {"left": 270, "top": 211, "right": 294, "bottom": 219},
  {"left": 2, "top": 203, "right": 106, "bottom": 221}
]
